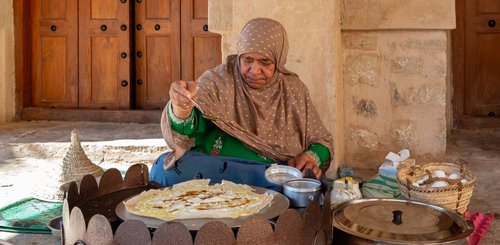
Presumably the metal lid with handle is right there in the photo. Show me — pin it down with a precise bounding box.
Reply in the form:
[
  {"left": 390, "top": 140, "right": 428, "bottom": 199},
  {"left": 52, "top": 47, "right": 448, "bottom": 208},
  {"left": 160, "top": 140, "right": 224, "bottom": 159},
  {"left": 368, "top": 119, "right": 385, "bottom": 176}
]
[{"left": 332, "top": 198, "right": 474, "bottom": 244}]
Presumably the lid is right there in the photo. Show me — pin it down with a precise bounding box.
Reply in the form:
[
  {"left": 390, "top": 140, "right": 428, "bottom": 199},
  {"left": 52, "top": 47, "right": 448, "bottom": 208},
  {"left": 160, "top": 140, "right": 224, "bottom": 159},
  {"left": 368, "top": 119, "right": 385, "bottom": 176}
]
[
  {"left": 283, "top": 178, "right": 321, "bottom": 192},
  {"left": 265, "top": 165, "right": 302, "bottom": 185},
  {"left": 332, "top": 199, "right": 473, "bottom": 244}
]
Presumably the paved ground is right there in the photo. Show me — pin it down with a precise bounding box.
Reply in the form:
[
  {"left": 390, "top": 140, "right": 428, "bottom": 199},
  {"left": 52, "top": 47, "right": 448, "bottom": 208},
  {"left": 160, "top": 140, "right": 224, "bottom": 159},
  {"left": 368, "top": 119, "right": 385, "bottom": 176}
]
[{"left": 0, "top": 121, "right": 498, "bottom": 244}]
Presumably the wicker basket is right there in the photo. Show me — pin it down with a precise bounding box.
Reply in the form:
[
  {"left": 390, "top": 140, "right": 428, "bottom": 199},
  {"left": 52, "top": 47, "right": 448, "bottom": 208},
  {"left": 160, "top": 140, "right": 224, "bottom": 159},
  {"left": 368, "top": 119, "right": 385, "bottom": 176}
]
[{"left": 397, "top": 162, "right": 475, "bottom": 214}]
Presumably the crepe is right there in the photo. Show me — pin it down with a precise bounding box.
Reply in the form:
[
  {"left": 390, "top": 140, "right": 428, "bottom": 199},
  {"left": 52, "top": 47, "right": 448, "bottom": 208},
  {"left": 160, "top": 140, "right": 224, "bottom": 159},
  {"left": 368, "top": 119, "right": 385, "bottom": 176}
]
[{"left": 124, "top": 179, "right": 274, "bottom": 221}]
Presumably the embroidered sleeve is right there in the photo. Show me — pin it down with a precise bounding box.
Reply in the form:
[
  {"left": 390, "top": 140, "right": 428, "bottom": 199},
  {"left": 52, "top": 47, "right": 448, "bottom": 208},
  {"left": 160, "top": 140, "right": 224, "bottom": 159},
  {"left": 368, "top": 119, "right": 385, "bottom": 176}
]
[
  {"left": 168, "top": 101, "right": 195, "bottom": 133},
  {"left": 306, "top": 143, "right": 331, "bottom": 168}
]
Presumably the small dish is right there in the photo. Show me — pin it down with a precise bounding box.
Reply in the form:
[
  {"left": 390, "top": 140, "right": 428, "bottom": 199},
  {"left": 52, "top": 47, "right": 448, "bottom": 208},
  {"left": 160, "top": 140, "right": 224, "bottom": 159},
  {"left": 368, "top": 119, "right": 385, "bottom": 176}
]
[
  {"left": 265, "top": 164, "right": 302, "bottom": 186},
  {"left": 47, "top": 216, "right": 62, "bottom": 238}
]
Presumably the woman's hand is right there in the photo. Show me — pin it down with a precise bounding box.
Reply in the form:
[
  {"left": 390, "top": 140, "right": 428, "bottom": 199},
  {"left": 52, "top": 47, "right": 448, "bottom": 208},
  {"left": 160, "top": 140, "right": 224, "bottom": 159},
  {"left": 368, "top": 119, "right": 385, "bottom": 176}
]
[
  {"left": 288, "top": 152, "right": 322, "bottom": 179},
  {"left": 169, "top": 80, "right": 198, "bottom": 119}
]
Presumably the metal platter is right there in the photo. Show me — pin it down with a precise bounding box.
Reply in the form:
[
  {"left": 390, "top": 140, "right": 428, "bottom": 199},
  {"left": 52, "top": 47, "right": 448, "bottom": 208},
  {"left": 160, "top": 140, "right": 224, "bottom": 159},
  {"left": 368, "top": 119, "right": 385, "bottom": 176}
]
[{"left": 115, "top": 187, "right": 289, "bottom": 230}]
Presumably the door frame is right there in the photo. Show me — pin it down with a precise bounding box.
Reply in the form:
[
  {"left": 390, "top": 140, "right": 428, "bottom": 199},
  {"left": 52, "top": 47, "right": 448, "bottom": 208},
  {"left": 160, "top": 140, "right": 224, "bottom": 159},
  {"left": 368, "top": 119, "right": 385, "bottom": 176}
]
[
  {"left": 452, "top": 0, "right": 500, "bottom": 128},
  {"left": 13, "top": 0, "right": 161, "bottom": 123}
]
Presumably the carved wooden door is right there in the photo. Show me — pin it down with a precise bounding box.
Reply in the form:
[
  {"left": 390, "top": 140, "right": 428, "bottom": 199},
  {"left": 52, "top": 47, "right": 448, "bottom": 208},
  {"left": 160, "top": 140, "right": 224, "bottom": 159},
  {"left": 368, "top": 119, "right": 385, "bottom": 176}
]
[
  {"left": 29, "top": 0, "right": 220, "bottom": 113},
  {"left": 31, "top": 0, "right": 78, "bottom": 108},
  {"left": 135, "top": 0, "right": 221, "bottom": 110},
  {"left": 135, "top": 0, "right": 181, "bottom": 110},
  {"left": 181, "top": 0, "right": 222, "bottom": 81},
  {"left": 78, "top": 0, "right": 131, "bottom": 109},
  {"left": 455, "top": 0, "right": 500, "bottom": 127}
]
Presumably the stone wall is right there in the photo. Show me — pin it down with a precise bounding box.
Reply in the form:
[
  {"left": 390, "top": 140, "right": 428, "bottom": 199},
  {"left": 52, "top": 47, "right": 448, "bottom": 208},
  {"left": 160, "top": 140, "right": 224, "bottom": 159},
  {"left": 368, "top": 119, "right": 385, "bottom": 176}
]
[
  {"left": 0, "top": 0, "right": 15, "bottom": 124},
  {"left": 341, "top": 0, "right": 456, "bottom": 169},
  {"left": 342, "top": 31, "right": 449, "bottom": 166}
]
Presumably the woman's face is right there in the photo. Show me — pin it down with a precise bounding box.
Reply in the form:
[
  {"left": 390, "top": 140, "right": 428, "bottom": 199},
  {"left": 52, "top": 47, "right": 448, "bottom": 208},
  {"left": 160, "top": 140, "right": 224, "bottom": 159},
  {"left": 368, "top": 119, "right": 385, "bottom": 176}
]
[{"left": 239, "top": 52, "right": 276, "bottom": 89}]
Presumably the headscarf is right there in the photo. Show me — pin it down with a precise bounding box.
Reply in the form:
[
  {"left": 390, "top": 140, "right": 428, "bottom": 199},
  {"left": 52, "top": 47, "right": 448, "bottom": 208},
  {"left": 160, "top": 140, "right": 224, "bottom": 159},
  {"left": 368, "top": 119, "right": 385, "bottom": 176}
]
[{"left": 161, "top": 18, "right": 333, "bottom": 170}]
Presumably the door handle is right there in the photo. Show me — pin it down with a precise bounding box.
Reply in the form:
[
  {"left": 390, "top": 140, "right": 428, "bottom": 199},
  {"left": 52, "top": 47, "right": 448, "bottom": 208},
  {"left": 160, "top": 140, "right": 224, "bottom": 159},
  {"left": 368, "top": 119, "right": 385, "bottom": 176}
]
[
  {"left": 488, "top": 20, "right": 496, "bottom": 28},
  {"left": 203, "top": 24, "right": 208, "bottom": 31},
  {"left": 121, "top": 80, "right": 129, "bottom": 87}
]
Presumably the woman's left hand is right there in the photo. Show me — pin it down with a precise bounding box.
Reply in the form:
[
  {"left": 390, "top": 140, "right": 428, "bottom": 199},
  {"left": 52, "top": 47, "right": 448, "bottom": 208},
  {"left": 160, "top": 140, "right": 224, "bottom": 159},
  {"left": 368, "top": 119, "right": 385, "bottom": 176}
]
[{"left": 288, "top": 152, "right": 322, "bottom": 179}]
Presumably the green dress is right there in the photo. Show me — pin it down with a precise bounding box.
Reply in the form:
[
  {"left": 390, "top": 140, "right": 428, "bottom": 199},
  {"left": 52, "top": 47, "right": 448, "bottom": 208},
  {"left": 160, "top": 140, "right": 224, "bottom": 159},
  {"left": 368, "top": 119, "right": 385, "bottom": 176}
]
[{"left": 168, "top": 104, "right": 330, "bottom": 167}]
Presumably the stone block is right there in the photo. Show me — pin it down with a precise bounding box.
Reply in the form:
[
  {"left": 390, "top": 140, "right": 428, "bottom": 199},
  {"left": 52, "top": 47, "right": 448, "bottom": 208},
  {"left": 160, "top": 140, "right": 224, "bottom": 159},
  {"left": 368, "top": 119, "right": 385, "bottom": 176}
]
[
  {"left": 423, "top": 39, "right": 447, "bottom": 50},
  {"left": 400, "top": 38, "right": 423, "bottom": 50},
  {"left": 391, "top": 83, "right": 446, "bottom": 107},
  {"left": 353, "top": 96, "right": 377, "bottom": 117},
  {"left": 350, "top": 128, "right": 379, "bottom": 150},
  {"left": 343, "top": 33, "right": 377, "bottom": 50},
  {"left": 391, "top": 57, "right": 423, "bottom": 75},
  {"left": 390, "top": 121, "right": 416, "bottom": 147},
  {"left": 344, "top": 54, "right": 379, "bottom": 85}
]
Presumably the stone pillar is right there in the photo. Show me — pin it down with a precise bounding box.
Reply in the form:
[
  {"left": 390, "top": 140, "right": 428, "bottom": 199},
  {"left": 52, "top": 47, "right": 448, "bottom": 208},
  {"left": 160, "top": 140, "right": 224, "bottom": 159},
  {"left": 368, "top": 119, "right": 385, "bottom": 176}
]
[
  {"left": 0, "top": 0, "right": 15, "bottom": 124},
  {"left": 341, "top": 0, "right": 456, "bottom": 169}
]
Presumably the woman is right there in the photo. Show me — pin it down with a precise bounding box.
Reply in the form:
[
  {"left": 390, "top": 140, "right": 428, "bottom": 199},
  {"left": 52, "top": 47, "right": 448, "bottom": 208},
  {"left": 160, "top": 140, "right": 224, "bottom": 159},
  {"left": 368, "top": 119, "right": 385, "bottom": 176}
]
[{"left": 150, "top": 18, "right": 333, "bottom": 188}]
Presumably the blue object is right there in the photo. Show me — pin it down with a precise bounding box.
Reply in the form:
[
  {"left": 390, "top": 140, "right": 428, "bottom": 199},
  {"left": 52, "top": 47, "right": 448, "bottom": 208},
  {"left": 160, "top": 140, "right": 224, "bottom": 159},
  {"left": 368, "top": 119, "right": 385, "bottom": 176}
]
[{"left": 150, "top": 151, "right": 281, "bottom": 190}]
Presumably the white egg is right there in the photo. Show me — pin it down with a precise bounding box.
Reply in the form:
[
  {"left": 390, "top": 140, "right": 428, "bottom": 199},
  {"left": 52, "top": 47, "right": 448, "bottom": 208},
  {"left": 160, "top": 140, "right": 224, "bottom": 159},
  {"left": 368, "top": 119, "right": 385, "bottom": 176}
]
[
  {"left": 460, "top": 179, "right": 468, "bottom": 184},
  {"left": 412, "top": 182, "right": 420, "bottom": 187},
  {"left": 448, "top": 173, "right": 461, "bottom": 180},
  {"left": 429, "top": 181, "right": 449, "bottom": 188},
  {"left": 416, "top": 179, "right": 424, "bottom": 185},
  {"left": 432, "top": 170, "right": 447, "bottom": 178},
  {"left": 422, "top": 175, "right": 430, "bottom": 181}
]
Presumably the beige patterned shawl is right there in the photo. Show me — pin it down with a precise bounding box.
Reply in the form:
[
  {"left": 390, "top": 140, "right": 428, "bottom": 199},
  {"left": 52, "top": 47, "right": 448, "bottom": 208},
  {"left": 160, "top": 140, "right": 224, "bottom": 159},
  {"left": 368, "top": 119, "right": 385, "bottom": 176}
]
[{"left": 161, "top": 18, "right": 333, "bottom": 170}]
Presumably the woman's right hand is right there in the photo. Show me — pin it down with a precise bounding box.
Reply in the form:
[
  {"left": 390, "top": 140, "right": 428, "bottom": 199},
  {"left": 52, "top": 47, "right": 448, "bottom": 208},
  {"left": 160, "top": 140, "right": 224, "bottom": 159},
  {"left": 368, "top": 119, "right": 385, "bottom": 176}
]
[{"left": 169, "top": 80, "right": 198, "bottom": 119}]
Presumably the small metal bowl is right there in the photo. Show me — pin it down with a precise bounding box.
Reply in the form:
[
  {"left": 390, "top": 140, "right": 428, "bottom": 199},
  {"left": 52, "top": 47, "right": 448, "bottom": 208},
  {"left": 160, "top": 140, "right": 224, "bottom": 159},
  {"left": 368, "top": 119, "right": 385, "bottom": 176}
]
[
  {"left": 47, "top": 216, "right": 62, "bottom": 238},
  {"left": 265, "top": 165, "right": 302, "bottom": 186},
  {"left": 283, "top": 178, "right": 322, "bottom": 207}
]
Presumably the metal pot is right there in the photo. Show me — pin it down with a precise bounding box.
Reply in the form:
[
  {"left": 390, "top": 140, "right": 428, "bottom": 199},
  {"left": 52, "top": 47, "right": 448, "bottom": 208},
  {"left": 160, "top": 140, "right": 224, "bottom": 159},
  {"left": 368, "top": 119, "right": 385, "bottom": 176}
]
[
  {"left": 332, "top": 199, "right": 474, "bottom": 244},
  {"left": 283, "top": 178, "right": 322, "bottom": 207}
]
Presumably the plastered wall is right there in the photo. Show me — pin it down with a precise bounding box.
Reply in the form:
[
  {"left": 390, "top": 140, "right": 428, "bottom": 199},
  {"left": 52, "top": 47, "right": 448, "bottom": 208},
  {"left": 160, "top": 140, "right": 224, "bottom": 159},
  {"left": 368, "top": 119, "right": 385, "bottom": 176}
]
[{"left": 0, "top": 0, "right": 15, "bottom": 124}]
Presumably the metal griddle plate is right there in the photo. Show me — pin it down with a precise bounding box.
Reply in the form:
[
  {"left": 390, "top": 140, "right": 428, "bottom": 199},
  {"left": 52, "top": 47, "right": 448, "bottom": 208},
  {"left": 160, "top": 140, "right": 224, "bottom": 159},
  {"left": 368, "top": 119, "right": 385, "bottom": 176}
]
[{"left": 115, "top": 187, "right": 289, "bottom": 230}]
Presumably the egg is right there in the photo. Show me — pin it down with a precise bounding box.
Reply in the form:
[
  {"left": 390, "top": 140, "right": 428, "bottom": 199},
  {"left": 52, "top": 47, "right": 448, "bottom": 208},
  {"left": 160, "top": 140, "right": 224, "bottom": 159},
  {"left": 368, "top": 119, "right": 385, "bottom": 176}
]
[
  {"left": 432, "top": 170, "right": 447, "bottom": 178},
  {"left": 422, "top": 175, "right": 429, "bottom": 181},
  {"left": 412, "top": 182, "right": 420, "bottom": 187},
  {"left": 448, "top": 173, "right": 461, "bottom": 180},
  {"left": 429, "top": 181, "right": 449, "bottom": 188},
  {"left": 460, "top": 179, "right": 468, "bottom": 184}
]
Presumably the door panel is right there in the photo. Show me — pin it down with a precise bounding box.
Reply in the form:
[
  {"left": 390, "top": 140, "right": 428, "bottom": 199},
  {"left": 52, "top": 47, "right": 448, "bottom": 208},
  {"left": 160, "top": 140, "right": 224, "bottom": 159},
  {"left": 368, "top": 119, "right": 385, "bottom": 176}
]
[
  {"left": 79, "top": 0, "right": 130, "bottom": 109},
  {"left": 181, "top": 0, "right": 221, "bottom": 80},
  {"left": 90, "top": 37, "right": 120, "bottom": 102},
  {"left": 32, "top": 0, "right": 78, "bottom": 108},
  {"left": 135, "top": 0, "right": 180, "bottom": 109},
  {"left": 464, "top": 0, "right": 500, "bottom": 118}
]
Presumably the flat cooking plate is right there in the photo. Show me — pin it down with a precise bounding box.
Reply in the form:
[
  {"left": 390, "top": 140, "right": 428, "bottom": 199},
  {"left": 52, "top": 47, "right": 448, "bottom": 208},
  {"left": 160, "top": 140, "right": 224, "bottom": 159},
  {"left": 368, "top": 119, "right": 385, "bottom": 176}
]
[{"left": 115, "top": 187, "right": 289, "bottom": 230}]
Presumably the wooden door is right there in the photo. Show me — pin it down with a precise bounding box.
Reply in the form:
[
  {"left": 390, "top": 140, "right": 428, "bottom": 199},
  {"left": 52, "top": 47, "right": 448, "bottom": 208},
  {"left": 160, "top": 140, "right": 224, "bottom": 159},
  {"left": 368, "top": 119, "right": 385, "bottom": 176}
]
[
  {"left": 453, "top": 0, "right": 500, "bottom": 128},
  {"left": 135, "top": 0, "right": 181, "bottom": 110},
  {"left": 78, "top": 0, "right": 131, "bottom": 109},
  {"left": 181, "top": 0, "right": 222, "bottom": 80},
  {"left": 31, "top": 0, "right": 78, "bottom": 108}
]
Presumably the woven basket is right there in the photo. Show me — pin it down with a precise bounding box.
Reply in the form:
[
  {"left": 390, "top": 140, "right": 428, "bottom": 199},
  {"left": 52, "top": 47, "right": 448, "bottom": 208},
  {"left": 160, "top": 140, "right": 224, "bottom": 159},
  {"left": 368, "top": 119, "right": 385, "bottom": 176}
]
[{"left": 397, "top": 162, "right": 475, "bottom": 214}]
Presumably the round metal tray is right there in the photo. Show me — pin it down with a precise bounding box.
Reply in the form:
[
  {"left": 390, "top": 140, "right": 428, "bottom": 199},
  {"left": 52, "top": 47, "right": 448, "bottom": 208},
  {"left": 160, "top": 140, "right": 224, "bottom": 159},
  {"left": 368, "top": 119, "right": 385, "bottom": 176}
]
[{"left": 115, "top": 187, "right": 289, "bottom": 230}]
